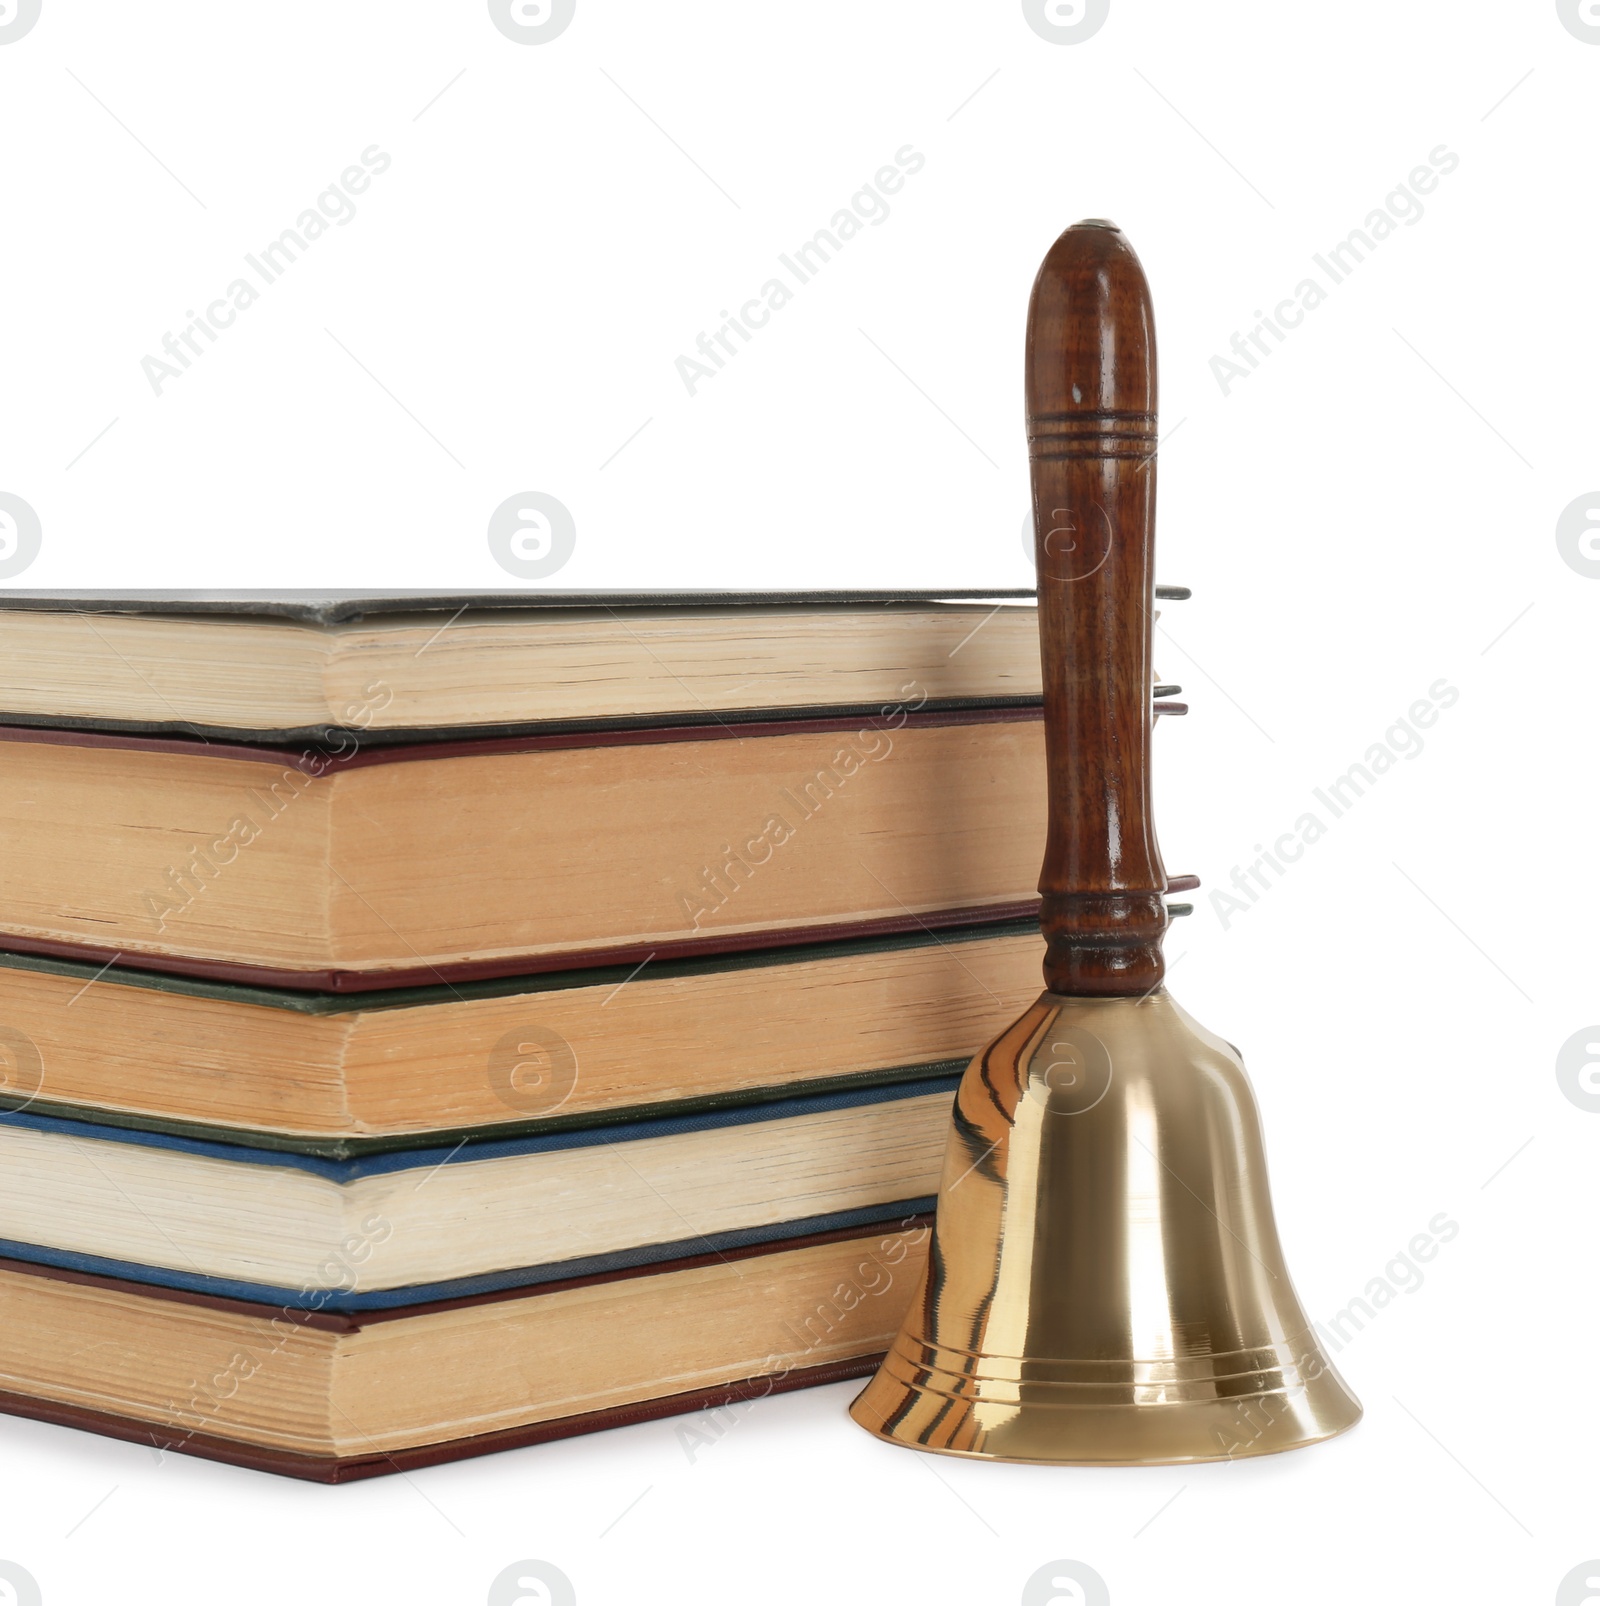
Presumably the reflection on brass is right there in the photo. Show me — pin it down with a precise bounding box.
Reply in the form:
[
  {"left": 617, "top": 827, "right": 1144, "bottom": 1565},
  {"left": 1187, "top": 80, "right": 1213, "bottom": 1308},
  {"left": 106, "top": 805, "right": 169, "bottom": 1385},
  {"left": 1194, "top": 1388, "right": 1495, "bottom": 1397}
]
[{"left": 850, "top": 991, "right": 1362, "bottom": 1463}]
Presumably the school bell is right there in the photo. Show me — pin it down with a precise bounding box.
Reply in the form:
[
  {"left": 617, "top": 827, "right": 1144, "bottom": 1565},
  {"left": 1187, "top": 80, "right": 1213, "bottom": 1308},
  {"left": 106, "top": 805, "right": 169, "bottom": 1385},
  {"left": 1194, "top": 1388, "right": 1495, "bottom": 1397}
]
[{"left": 849, "top": 220, "right": 1362, "bottom": 1464}]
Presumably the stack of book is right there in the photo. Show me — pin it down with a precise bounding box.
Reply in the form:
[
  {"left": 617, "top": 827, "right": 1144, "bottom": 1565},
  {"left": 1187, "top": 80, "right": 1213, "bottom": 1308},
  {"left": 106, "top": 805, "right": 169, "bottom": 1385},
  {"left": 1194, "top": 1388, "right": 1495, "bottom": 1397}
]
[{"left": 0, "top": 588, "right": 1187, "bottom": 1480}]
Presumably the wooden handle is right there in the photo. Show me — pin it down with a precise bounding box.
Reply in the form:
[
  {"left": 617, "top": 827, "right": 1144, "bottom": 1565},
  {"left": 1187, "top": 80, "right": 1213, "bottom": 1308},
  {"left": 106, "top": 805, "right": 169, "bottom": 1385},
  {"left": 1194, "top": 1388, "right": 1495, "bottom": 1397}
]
[{"left": 1026, "top": 220, "right": 1167, "bottom": 996}]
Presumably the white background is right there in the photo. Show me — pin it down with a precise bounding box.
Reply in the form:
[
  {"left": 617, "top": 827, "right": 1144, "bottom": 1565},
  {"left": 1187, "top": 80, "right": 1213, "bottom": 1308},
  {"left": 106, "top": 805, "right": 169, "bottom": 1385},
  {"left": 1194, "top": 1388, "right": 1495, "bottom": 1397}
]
[{"left": 1, "top": 2, "right": 1596, "bottom": 1603}]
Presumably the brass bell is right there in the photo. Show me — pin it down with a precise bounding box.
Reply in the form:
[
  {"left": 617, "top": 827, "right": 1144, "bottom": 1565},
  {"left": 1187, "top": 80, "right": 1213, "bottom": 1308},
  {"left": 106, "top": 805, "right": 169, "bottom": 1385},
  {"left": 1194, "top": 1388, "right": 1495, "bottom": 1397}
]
[{"left": 849, "top": 221, "right": 1361, "bottom": 1465}]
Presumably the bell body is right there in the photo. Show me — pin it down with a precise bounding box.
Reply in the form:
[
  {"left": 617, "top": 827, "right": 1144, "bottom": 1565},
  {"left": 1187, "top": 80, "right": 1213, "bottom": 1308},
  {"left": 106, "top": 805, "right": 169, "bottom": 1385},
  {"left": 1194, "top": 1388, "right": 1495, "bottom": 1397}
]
[{"left": 850, "top": 990, "right": 1361, "bottom": 1463}]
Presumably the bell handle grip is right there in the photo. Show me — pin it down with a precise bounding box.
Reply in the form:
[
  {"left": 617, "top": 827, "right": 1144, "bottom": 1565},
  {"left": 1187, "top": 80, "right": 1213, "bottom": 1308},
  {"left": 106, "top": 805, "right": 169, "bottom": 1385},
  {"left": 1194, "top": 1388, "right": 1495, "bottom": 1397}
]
[{"left": 1025, "top": 221, "right": 1167, "bottom": 996}]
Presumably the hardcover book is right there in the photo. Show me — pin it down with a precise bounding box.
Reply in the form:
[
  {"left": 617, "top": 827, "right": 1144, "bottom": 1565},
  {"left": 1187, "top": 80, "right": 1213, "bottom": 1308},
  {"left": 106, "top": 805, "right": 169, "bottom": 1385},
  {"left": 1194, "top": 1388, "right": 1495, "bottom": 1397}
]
[
  {"left": 0, "top": 713, "right": 1048, "bottom": 987},
  {"left": 0, "top": 1215, "right": 931, "bottom": 1480},
  {"left": 0, "top": 1078, "right": 949, "bottom": 1310},
  {"left": 0, "top": 590, "right": 1044, "bottom": 740},
  {"left": 0, "top": 917, "right": 1044, "bottom": 1151}
]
